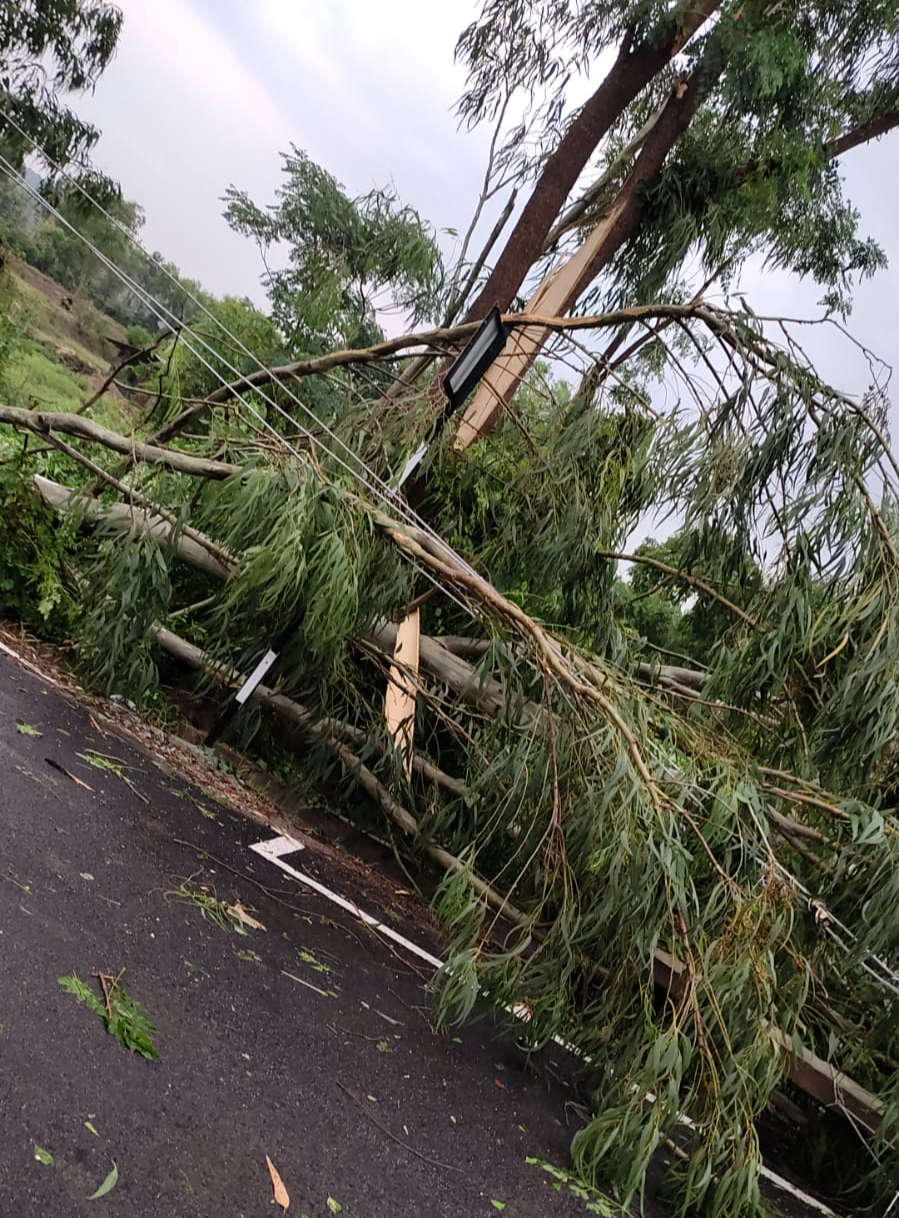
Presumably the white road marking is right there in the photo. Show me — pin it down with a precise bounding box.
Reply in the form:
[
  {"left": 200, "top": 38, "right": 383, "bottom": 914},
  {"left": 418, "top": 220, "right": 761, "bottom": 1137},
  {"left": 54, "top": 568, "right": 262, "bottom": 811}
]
[
  {"left": 249, "top": 833, "right": 442, "bottom": 969},
  {"left": 250, "top": 831, "right": 837, "bottom": 1215}
]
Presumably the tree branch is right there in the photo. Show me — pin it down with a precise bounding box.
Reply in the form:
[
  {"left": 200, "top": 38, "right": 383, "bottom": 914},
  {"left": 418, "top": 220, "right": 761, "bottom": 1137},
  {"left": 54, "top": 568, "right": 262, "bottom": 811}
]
[
  {"left": 600, "top": 547, "right": 761, "bottom": 631},
  {"left": 155, "top": 626, "right": 527, "bottom": 927},
  {"left": 827, "top": 106, "right": 899, "bottom": 158},
  {"left": 149, "top": 301, "right": 732, "bottom": 443},
  {"left": 0, "top": 404, "right": 239, "bottom": 479},
  {"left": 461, "top": 0, "right": 723, "bottom": 322}
]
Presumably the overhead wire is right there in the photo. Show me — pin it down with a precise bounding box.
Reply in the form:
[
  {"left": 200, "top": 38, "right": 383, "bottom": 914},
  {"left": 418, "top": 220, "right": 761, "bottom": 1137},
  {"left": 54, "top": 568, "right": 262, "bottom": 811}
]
[
  {"left": 8, "top": 117, "right": 899, "bottom": 1014},
  {"left": 0, "top": 103, "right": 483, "bottom": 582},
  {"left": 0, "top": 143, "right": 484, "bottom": 621}
]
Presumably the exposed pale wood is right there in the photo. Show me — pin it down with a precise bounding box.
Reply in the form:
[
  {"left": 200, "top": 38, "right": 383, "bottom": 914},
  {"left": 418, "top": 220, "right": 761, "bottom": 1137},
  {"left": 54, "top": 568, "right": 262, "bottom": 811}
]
[
  {"left": 33, "top": 475, "right": 233, "bottom": 581},
  {"left": 368, "top": 621, "right": 539, "bottom": 722},
  {"left": 384, "top": 608, "right": 420, "bottom": 780},
  {"left": 453, "top": 186, "right": 651, "bottom": 450}
]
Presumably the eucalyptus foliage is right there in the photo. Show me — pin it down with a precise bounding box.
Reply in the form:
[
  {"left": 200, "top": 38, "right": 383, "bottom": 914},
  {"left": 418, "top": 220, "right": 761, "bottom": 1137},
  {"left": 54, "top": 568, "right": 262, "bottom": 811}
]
[
  {"left": 4, "top": 3, "right": 899, "bottom": 1213},
  {"left": 0, "top": 0, "right": 123, "bottom": 172},
  {"left": 458, "top": 0, "right": 899, "bottom": 312},
  {"left": 223, "top": 147, "right": 444, "bottom": 353},
  {"left": 16, "top": 294, "right": 894, "bottom": 1218}
]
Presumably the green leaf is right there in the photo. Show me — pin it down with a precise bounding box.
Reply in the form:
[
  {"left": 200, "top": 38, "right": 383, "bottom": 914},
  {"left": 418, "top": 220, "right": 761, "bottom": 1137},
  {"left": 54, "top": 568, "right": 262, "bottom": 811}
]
[
  {"left": 33, "top": 1144, "right": 53, "bottom": 1165},
  {"left": 16, "top": 720, "right": 42, "bottom": 737},
  {"left": 59, "top": 974, "right": 158, "bottom": 1060},
  {"left": 491, "top": 1202, "right": 507, "bottom": 1210},
  {"left": 85, "top": 1121, "right": 99, "bottom": 1137},
  {"left": 59, "top": 973, "right": 105, "bottom": 1019},
  {"left": 87, "top": 1162, "right": 118, "bottom": 1200},
  {"left": 326, "top": 1198, "right": 343, "bottom": 1213}
]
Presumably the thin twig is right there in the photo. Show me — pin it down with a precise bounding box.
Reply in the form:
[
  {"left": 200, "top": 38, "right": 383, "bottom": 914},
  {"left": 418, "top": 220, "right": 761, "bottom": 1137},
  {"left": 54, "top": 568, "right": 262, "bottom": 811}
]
[{"left": 335, "top": 1080, "right": 461, "bottom": 1172}]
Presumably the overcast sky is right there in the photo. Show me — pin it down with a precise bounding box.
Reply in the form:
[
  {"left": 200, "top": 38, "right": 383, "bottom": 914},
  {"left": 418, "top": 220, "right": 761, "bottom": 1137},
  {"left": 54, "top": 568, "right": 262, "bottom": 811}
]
[{"left": 73, "top": 0, "right": 898, "bottom": 403}]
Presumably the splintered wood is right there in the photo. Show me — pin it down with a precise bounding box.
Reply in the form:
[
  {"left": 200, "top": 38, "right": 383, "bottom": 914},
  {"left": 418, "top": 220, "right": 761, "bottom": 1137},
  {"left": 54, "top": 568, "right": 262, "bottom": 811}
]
[{"left": 384, "top": 609, "right": 420, "bottom": 779}]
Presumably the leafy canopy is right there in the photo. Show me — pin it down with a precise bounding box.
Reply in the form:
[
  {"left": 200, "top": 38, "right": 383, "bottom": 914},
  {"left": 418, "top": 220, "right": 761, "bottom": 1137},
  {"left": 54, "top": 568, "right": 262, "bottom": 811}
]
[
  {"left": 223, "top": 146, "right": 444, "bottom": 353},
  {"left": 459, "top": 0, "right": 899, "bottom": 312},
  {"left": 0, "top": 0, "right": 123, "bottom": 172}
]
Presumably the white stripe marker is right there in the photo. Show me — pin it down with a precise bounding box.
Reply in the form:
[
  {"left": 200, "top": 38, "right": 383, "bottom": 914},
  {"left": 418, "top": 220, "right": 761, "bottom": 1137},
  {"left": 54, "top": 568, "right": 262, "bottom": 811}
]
[
  {"left": 235, "top": 649, "right": 279, "bottom": 704},
  {"left": 250, "top": 832, "right": 837, "bottom": 1216}
]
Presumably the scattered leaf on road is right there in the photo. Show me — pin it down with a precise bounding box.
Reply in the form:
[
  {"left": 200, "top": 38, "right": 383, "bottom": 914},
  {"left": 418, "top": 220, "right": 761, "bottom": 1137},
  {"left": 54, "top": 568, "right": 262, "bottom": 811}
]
[
  {"left": 265, "top": 1155, "right": 290, "bottom": 1211},
  {"left": 58, "top": 974, "right": 159, "bottom": 1060},
  {"left": 227, "top": 903, "right": 266, "bottom": 931},
  {"left": 33, "top": 1145, "right": 53, "bottom": 1165},
  {"left": 87, "top": 1162, "right": 118, "bottom": 1199},
  {"left": 327, "top": 1198, "right": 343, "bottom": 1214},
  {"left": 491, "top": 1202, "right": 507, "bottom": 1211},
  {"left": 85, "top": 1121, "right": 99, "bottom": 1137},
  {"left": 16, "top": 721, "right": 42, "bottom": 737}
]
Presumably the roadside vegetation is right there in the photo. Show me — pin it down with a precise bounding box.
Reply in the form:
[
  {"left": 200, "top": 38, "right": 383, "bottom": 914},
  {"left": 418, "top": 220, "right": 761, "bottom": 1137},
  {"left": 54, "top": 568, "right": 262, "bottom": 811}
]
[{"left": 3, "top": 2, "right": 899, "bottom": 1215}]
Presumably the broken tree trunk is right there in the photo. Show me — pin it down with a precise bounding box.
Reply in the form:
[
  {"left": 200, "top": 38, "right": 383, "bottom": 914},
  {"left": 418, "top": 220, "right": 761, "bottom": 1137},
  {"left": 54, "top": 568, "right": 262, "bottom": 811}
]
[
  {"left": 384, "top": 608, "right": 420, "bottom": 780},
  {"left": 34, "top": 475, "right": 233, "bottom": 582},
  {"left": 454, "top": 68, "right": 712, "bottom": 448}
]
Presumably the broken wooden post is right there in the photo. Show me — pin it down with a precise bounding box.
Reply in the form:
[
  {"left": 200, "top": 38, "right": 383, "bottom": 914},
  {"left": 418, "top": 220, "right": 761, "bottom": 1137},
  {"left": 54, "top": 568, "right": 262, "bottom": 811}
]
[{"left": 384, "top": 608, "right": 420, "bottom": 779}]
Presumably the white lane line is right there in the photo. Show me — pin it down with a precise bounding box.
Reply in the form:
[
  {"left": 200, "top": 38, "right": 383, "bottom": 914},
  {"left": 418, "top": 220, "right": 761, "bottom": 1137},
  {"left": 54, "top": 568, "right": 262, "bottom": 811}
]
[
  {"left": 249, "top": 833, "right": 443, "bottom": 969},
  {"left": 249, "top": 830, "right": 836, "bottom": 1216},
  {"left": 252, "top": 833, "right": 307, "bottom": 860},
  {"left": 0, "top": 637, "right": 65, "bottom": 688}
]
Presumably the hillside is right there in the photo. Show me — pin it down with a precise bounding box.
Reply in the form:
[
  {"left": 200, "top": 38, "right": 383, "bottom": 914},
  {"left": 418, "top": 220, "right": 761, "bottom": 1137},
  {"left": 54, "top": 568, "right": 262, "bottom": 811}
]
[{"left": 1, "top": 255, "right": 134, "bottom": 428}]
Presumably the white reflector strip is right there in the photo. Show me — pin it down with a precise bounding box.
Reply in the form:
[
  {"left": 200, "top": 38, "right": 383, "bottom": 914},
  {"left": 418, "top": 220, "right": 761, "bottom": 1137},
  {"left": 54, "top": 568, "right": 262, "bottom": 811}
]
[{"left": 235, "top": 649, "right": 278, "bottom": 704}]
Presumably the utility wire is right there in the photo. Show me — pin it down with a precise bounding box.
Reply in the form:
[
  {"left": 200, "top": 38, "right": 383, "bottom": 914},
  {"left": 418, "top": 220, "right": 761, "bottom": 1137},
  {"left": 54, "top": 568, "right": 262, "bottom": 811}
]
[
  {"left": 6, "top": 126, "right": 899, "bottom": 999},
  {"left": 0, "top": 104, "right": 483, "bottom": 582},
  {"left": 0, "top": 150, "right": 481, "bottom": 621}
]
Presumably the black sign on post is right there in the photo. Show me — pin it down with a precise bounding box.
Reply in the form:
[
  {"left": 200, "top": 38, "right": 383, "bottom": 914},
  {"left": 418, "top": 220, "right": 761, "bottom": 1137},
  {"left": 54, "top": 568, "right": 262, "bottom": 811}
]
[
  {"left": 396, "top": 306, "right": 510, "bottom": 491},
  {"left": 205, "top": 308, "right": 511, "bottom": 746},
  {"left": 444, "top": 305, "right": 510, "bottom": 414}
]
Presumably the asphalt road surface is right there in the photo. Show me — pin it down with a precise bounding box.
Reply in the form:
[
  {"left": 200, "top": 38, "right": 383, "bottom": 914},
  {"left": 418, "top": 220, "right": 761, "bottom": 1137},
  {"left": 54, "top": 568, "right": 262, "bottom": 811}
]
[
  {"left": 0, "top": 649, "right": 602, "bottom": 1218},
  {"left": 0, "top": 645, "right": 831, "bottom": 1218}
]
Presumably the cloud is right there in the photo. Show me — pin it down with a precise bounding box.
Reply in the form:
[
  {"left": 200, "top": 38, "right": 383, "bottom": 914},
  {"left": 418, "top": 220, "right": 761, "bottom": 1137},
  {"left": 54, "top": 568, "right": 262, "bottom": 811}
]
[{"left": 73, "top": 0, "right": 299, "bottom": 300}]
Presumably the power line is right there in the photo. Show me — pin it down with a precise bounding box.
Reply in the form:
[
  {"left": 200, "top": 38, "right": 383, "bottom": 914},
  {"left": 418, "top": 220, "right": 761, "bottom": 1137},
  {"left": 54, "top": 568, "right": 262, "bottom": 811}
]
[
  {"left": 0, "top": 103, "right": 482, "bottom": 581},
  {"left": 0, "top": 149, "right": 481, "bottom": 625},
  {"left": 5, "top": 119, "right": 899, "bottom": 1017}
]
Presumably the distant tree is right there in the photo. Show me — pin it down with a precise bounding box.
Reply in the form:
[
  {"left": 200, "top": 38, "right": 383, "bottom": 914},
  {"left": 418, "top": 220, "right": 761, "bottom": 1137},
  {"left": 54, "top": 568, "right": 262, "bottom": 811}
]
[
  {"left": 164, "top": 295, "right": 284, "bottom": 404},
  {"left": 0, "top": 1, "right": 123, "bottom": 173},
  {"left": 223, "top": 147, "right": 444, "bottom": 355}
]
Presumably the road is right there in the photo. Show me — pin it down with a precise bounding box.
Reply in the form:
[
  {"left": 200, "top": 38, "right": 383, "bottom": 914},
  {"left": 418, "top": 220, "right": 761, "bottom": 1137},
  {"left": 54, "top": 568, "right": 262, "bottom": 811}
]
[
  {"left": 0, "top": 640, "right": 832, "bottom": 1218},
  {"left": 0, "top": 648, "right": 598, "bottom": 1217}
]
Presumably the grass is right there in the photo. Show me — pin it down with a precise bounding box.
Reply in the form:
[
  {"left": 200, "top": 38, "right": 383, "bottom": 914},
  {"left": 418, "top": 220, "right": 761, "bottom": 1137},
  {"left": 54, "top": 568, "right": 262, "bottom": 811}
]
[
  {"left": 5, "top": 339, "right": 136, "bottom": 431},
  {"left": 2, "top": 264, "right": 137, "bottom": 432},
  {"left": 6, "top": 343, "right": 89, "bottom": 411},
  {"left": 9, "top": 260, "right": 128, "bottom": 361}
]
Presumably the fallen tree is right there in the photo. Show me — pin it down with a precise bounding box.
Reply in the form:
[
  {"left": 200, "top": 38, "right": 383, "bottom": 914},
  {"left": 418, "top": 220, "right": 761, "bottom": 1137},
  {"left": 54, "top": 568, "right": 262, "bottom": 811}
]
[
  {"left": 35, "top": 459, "right": 886, "bottom": 1142},
  {"left": 7, "top": 1, "right": 899, "bottom": 1208}
]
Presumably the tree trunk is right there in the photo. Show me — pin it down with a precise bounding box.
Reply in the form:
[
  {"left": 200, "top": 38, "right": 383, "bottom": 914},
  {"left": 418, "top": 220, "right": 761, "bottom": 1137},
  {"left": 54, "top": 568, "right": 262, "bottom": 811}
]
[
  {"left": 454, "top": 67, "right": 712, "bottom": 447},
  {"left": 462, "top": 0, "right": 722, "bottom": 322}
]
